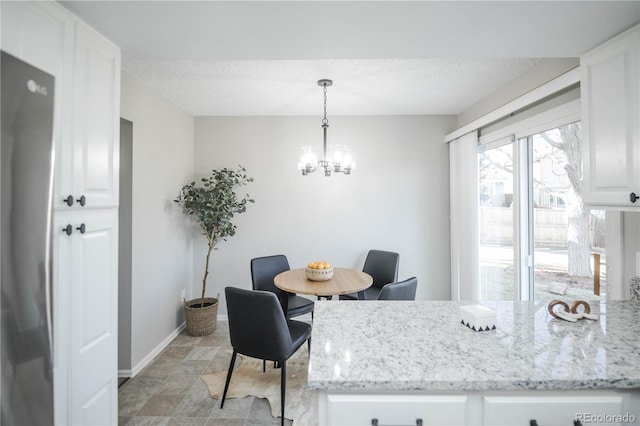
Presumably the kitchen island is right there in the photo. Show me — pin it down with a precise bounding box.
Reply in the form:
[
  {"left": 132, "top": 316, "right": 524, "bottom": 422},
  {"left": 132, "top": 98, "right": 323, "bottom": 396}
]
[{"left": 308, "top": 300, "right": 640, "bottom": 425}]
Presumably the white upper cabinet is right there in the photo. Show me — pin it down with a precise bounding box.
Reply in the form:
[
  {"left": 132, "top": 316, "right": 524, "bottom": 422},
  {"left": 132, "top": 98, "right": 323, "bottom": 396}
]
[
  {"left": 581, "top": 24, "right": 640, "bottom": 208},
  {"left": 1, "top": 1, "right": 120, "bottom": 210},
  {"left": 0, "top": 1, "right": 72, "bottom": 76},
  {"left": 68, "top": 23, "right": 121, "bottom": 209}
]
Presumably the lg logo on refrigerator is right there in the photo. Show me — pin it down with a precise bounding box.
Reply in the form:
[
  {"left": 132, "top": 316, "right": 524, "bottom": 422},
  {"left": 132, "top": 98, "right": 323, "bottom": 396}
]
[{"left": 27, "top": 79, "right": 48, "bottom": 96}]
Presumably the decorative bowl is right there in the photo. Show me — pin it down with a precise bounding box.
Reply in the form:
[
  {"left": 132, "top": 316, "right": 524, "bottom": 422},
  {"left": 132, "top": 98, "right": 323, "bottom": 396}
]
[{"left": 305, "top": 266, "right": 334, "bottom": 281}]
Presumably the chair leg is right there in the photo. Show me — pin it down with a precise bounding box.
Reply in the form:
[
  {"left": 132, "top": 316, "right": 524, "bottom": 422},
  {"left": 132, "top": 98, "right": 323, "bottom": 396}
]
[
  {"left": 307, "top": 337, "right": 311, "bottom": 358},
  {"left": 280, "top": 360, "right": 286, "bottom": 426},
  {"left": 221, "top": 350, "right": 237, "bottom": 409},
  {"left": 263, "top": 359, "right": 266, "bottom": 372}
]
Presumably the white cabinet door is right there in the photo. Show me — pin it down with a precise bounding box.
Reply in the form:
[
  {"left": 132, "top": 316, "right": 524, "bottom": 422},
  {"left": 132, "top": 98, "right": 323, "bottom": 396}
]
[
  {"left": 66, "top": 209, "right": 119, "bottom": 425},
  {"left": 54, "top": 208, "right": 119, "bottom": 425},
  {"left": 581, "top": 24, "right": 640, "bottom": 207},
  {"left": 0, "top": 1, "right": 72, "bottom": 76},
  {"left": 69, "top": 22, "right": 120, "bottom": 209},
  {"left": 483, "top": 395, "right": 627, "bottom": 426},
  {"left": 325, "top": 394, "right": 468, "bottom": 426}
]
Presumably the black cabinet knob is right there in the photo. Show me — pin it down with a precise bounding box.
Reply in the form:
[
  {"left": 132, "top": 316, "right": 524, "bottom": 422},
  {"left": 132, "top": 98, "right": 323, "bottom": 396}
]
[
  {"left": 631, "top": 192, "right": 639, "bottom": 203},
  {"left": 63, "top": 195, "right": 74, "bottom": 206},
  {"left": 76, "top": 223, "right": 86, "bottom": 234},
  {"left": 530, "top": 421, "right": 539, "bottom": 426},
  {"left": 76, "top": 195, "right": 86, "bottom": 207},
  {"left": 62, "top": 224, "right": 73, "bottom": 236}
]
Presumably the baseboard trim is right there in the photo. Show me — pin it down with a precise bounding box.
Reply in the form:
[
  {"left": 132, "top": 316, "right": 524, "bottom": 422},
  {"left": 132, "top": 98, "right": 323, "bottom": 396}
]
[
  {"left": 122, "top": 318, "right": 231, "bottom": 379},
  {"left": 129, "top": 322, "right": 186, "bottom": 378},
  {"left": 118, "top": 369, "right": 132, "bottom": 378}
]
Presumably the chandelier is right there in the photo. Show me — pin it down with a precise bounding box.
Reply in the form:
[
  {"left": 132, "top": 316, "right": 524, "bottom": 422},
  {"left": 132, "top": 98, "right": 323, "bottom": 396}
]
[{"left": 297, "top": 79, "right": 355, "bottom": 176}]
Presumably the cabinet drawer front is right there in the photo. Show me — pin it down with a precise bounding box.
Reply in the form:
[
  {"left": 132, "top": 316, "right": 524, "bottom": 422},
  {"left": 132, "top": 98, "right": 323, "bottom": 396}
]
[
  {"left": 327, "top": 394, "right": 467, "bottom": 426},
  {"left": 483, "top": 395, "right": 626, "bottom": 426}
]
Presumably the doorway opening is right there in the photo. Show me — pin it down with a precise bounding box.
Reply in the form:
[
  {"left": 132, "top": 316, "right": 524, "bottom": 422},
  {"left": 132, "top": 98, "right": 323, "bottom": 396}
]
[{"left": 118, "top": 118, "right": 133, "bottom": 381}]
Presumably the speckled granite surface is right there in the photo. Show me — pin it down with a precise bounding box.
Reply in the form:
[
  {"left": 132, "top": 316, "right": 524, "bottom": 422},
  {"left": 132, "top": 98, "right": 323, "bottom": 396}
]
[{"left": 307, "top": 300, "right": 640, "bottom": 392}]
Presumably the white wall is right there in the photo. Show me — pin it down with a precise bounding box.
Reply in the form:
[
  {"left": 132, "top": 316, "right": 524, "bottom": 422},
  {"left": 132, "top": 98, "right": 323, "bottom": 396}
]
[
  {"left": 457, "top": 58, "right": 579, "bottom": 128},
  {"left": 193, "top": 115, "right": 456, "bottom": 313},
  {"left": 120, "top": 72, "right": 194, "bottom": 371}
]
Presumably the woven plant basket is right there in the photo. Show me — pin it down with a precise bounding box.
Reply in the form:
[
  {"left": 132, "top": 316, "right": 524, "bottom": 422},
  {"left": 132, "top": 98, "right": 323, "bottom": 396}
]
[{"left": 184, "top": 296, "right": 218, "bottom": 336}]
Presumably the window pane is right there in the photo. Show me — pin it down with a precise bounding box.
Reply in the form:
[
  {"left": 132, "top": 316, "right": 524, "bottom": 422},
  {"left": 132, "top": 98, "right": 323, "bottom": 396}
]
[
  {"left": 530, "top": 122, "right": 606, "bottom": 301},
  {"left": 479, "top": 144, "right": 515, "bottom": 300}
]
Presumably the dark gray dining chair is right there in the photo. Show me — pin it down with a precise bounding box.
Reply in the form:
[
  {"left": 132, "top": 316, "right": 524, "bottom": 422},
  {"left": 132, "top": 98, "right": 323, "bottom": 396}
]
[
  {"left": 251, "top": 254, "right": 314, "bottom": 372},
  {"left": 377, "top": 276, "right": 418, "bottom": 300},
  {"left": 340, "top": 249, "right": 400, "bottom": 300},
  {"left": 251, "top": 255, "right": 315, "bottom": 319},
  {"left": 221, "top": 287, "right": 311, "bottom": 426}
]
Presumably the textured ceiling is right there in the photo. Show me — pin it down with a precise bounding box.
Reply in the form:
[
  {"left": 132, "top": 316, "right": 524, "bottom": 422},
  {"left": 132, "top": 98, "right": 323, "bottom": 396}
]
[
  {"left": 122, "top": 58, "right": 544, "bottom": 116},
  {"left": 60, "top": 1, "right": 640, "bottom": 116}
]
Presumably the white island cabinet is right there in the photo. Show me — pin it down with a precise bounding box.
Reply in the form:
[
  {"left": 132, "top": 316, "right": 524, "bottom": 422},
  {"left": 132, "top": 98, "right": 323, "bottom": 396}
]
[
  {"left": 321, "top": 392, "right": 635, "bottom": 425},
  {"left": 309, "top": 301, "right": 640, "bottom": 426},
  {"left": 581, "top": 24, "right": 640, "bottom": 209}
]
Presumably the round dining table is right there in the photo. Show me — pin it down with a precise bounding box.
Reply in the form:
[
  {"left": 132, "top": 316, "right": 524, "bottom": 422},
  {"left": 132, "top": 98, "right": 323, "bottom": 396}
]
[{"left": 274, "top": 267, "right": 373, "bottom": 300}]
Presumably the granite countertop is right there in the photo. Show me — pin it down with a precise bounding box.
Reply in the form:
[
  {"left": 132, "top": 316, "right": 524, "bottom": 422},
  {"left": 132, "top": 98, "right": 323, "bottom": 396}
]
[{"left": 307, "top": 300, "right": 640, "bottom": 392}]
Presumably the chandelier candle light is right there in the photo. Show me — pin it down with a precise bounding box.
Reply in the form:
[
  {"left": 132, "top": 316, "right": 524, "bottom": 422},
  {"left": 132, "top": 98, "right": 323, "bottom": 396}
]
[{"left": 298, "top": 79, "right": 355, "bottom": 176}]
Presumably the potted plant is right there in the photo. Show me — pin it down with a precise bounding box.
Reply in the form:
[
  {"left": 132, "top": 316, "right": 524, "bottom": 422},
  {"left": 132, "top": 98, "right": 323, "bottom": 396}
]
[{"left": 174, "top": 165, "right": 254, "bottom": 336}]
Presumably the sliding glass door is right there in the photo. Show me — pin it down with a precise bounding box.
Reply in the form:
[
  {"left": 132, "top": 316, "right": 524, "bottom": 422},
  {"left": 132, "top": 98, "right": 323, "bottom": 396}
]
[
  {"left": 530, "top": 123, "right": 605, "bottom": 301},
  {"left": 479, "top": 121, "right": 606, "bottom": 301},
  {"left": 479, "top": 142, "right": 515, "bottom": 300}
]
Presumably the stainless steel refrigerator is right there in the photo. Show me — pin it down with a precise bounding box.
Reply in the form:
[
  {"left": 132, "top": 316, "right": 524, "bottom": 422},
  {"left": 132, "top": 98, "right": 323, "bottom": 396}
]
[{"left": 1, "top": 51, "right": 55, "bottom": 425}]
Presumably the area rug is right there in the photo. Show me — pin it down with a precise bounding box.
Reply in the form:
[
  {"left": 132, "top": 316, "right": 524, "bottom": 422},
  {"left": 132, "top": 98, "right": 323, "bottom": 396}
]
[{"left": 201, "top": 347, "right": 318, "bottom": 425}]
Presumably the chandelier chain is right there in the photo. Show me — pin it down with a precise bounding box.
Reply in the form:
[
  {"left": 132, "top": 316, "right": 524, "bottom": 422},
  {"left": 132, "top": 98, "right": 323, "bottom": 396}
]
[{"left": 322, "top": 83, "right": 328, "bottom": 125}]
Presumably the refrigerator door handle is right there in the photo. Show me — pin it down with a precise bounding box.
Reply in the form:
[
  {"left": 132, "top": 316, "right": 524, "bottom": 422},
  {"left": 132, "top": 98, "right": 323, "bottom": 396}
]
[{"left": 45, "top": 153, "right": 55, "bottom": 358}]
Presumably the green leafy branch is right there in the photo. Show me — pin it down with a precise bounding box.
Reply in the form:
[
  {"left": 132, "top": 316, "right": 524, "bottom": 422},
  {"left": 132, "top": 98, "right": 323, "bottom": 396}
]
[{"left": 174, "top": 165, "right": 254, "bottom": 307}]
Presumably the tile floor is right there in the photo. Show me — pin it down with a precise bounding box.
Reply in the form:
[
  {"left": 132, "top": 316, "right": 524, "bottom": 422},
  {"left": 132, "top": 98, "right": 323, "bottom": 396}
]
[{"left": 118, "top": 321, "right": 293, "bottom": 426}]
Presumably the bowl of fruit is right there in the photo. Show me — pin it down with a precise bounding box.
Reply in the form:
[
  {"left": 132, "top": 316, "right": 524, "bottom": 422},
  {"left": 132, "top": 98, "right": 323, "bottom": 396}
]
[{"left": 306, "top": 261, "right": 334, "bottom": 281}]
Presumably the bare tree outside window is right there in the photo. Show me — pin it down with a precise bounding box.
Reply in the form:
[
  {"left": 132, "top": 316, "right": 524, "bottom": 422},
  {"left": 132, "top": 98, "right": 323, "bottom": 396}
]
[{"left": 537, "top": 123, "right": 591, "bottom": 277}]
